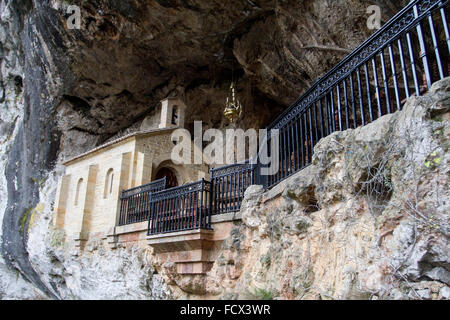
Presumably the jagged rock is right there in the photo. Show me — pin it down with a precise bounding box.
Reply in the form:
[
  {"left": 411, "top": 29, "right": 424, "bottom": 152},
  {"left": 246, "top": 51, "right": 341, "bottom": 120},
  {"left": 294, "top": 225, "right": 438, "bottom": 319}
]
[
  {"left": 440, "top": 286, "right": 450, "bottom": 299},
  {"left": 241, "top": 185, "right": 265, "bottom": 228},
  {"left": 206, "top": 80, "right": 450, "bottom": 300},
  {"left": 0, "top": 0, "right": 443, "bottom": 300},
  {"left": 416, "top": 289, "right": 431, "bottom": 300},
  {"left": 425, "top": 268, "right": 450, "bottom": 285},
  {"left": 287, "top": 215, "right": 313, "bottom": 235}
]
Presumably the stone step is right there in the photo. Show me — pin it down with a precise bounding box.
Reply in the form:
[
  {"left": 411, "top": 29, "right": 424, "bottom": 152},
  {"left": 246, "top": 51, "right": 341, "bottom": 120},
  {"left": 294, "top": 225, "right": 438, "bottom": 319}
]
[
  {"left": 147, "top": 229, "right": 216, "bottom": 253},
  {"left": 158, "top": 248, "right": 216, "bottom": 263},
  {"left": 176, "top": 261, "right": 214, "bottom": 275}
]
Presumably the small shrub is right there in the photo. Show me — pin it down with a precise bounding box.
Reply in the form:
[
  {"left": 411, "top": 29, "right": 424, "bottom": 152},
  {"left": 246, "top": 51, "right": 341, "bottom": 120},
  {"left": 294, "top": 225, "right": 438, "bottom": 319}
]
[{"left": 253, "top": 288, "right": 274, "bottom": 300}]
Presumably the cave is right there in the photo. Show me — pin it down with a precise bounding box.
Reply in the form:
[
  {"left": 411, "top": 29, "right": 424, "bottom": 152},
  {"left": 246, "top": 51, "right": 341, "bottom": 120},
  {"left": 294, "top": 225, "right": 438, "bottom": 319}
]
[{"left": 5, "top": 0, "right": 449, "bottom": 303}]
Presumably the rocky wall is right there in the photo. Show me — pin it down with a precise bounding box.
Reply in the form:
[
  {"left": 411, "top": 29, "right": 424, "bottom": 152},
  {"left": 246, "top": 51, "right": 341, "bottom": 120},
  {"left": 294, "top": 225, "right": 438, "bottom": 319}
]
[{"left": 204, "top": 78, "right": 450, "bottom": 300}]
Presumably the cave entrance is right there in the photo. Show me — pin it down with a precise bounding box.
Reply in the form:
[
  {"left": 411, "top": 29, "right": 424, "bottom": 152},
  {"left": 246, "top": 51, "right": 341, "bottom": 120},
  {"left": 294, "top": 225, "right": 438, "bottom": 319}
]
[{"left": 155, "top": 167, "right": 178, "bottom": 188}]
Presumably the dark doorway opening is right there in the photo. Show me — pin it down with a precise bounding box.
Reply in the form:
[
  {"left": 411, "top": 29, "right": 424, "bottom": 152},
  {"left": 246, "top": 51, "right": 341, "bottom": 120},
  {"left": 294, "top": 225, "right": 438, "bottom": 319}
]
[{"left": 155, "top": 167, "right": 178, "bottom": 188}]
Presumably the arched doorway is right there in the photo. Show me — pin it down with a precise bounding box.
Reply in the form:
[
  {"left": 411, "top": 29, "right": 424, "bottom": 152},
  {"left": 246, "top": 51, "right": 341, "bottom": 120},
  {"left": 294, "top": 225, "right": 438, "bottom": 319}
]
[{"left": 155, "top": 167, "right": 178, "bottom": 188}]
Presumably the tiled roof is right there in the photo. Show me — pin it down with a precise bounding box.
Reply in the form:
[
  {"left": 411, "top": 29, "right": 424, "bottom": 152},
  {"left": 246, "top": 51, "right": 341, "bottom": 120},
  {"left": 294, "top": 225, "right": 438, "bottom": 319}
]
[{"left": 62, "top": 126, "right": 178, "bottom": 165}]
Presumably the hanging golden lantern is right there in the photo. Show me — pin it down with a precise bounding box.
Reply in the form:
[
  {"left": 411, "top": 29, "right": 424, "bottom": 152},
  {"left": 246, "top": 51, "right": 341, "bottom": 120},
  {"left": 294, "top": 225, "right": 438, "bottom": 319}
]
[{"left": 223, "top": 82, "right": 242, "bottom": 124}]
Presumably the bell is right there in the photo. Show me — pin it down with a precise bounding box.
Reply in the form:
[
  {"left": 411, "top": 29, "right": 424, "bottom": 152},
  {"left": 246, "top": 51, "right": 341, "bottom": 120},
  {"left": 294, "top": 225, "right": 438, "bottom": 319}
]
[{"left": 223, "top": 82, "right": 242, "bottom": 123}]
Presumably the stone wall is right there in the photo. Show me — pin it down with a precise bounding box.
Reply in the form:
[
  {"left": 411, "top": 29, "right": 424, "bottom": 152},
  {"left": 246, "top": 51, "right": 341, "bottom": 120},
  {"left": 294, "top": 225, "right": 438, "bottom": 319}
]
[
  {"left": 56, "top": 138, "right": 136, "bottom": 244},
  {"left": 135, "top": 131, "right": 209, "bottom": 185},
  {"left": 54, "top": 128, "right": 211, "bottom": 252}
]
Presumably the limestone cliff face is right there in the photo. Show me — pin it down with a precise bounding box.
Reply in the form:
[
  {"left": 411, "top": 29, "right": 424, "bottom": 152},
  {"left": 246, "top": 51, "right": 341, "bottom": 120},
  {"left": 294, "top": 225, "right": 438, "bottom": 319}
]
[
  {"left": 2, "top": 0, "right": 443, "bottom": 300},
  {"left": 204, "top": 79, "right": 450, "bottom": 300},
  {"left": 14, "top": 78, "right": 448, "bottom": 301}
]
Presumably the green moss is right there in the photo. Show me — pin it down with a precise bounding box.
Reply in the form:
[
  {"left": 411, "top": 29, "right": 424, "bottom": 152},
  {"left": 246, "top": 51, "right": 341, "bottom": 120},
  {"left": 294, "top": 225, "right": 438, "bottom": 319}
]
[
  {"left": 424, "top": 151, "right": 443, "bottom": 169},
  {"left": 431, "top": 114, "right": 444, "bottom": 122},
  {"left": 31, "top": 176, "right": 47, "bottom": 188},
  {"left": 19, "top": 203, "right": 45, "bottom": 234},
  {"left": 253, "top": 288, "right": 274, "bottom": 300},
  {"left": 286, "top": 189, "right": 298, "bottom": 200},
  {"left": 20, "top": 208, "right": 33, "bottom": 234},
  {"left": 433, "top": 128, "right": 445, "bottom": 136}
]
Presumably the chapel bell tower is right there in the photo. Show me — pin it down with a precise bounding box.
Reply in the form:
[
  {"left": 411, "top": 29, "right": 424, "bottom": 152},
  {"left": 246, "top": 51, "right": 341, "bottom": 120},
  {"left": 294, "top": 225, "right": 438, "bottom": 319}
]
[{"left": 159, "top": 97, "right": 186, "bottom": 129}]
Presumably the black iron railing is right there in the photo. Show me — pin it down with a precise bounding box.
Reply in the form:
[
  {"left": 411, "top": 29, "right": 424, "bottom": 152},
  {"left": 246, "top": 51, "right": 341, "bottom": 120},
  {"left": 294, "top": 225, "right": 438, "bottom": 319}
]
[
  {"left": 263, "top": 0, "right": 449, "bottom": 188},
  {"left": 115, "top": 0, "right": 449, "bottom": 235},
  {"left": 118, "top": 177, "right": 166, "bottom": 226},
  {"left": 210, "top": 161, "right": 257, "bottom": 215},
  {"left": 147, "top": 179, "right": 212, "bottom": 235}
]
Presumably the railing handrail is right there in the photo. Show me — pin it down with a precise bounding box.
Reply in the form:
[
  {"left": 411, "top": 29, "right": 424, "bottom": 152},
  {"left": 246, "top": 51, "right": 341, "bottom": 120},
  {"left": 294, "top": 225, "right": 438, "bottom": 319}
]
[
  {"left": 267, "top": 0, "right": 447, "bottom": 131},
  {"left": 149, "top": 179, "right": 212, "bottom": 202},
  {"left": 210, "top": 160, "right": 249, "bottom": 172},
  {"left": 118, "top": 177, "right": 167, "bottom": 225},
  {"left": 210, "top": 160, "right": 256, "bottom": 179},
  {"left": 121, "top": 176, "right": 166, "bottom": 198},
  {"left": 147, "top": 178, "right": 213, "bottom": 234}
]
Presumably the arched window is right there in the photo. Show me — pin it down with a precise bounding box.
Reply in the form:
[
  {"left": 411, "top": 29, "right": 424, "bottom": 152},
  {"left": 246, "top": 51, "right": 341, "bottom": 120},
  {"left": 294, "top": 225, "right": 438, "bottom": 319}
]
[
  {"left": 104, "top": 168, "right": 114, "bottom": 198},
  {"left": 75, "top": 178, "right": 83, "bottom": 206}
]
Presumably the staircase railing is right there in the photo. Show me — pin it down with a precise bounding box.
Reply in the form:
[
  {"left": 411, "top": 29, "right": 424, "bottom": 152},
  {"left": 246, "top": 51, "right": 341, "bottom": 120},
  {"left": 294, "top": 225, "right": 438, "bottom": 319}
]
[{"left": 262, "top": 0, "right": 449, "bottom": 188}]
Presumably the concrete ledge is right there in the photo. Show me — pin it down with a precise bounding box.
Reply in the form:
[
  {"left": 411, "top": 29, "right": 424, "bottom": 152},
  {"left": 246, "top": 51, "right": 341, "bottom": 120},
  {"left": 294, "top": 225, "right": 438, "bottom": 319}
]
[
  {"left": 114, "top": 212, "right": 240, "bottom": 237},
  {"left": 147, "top": 231, "right": 218, "bottom": 274},
  {"left": 147, "top": 229, "right": 215, "bottom": 253},
  {"left": 147, "top": 228, "right": 214, "bottom": 240},
  {"left": 262, "top": 166, "right": 313, "bottom": 203},
  {"left": 158, "top": 249, "right": 216, "bottom": 263},
  {"left": 146, "top": 220, "right": 236, "bottom": 275},
  {"left": 263, "top": 179, "right": 289, "bottom": 203},
  {"left": 176, "top": 261, "right": 214, "bottom": 274},
  {"left": 115, "top": 221, "right": 148, "bottom": 235},
  {"left": 211, "top": 211, "right": 241, "bottom": 223}
]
